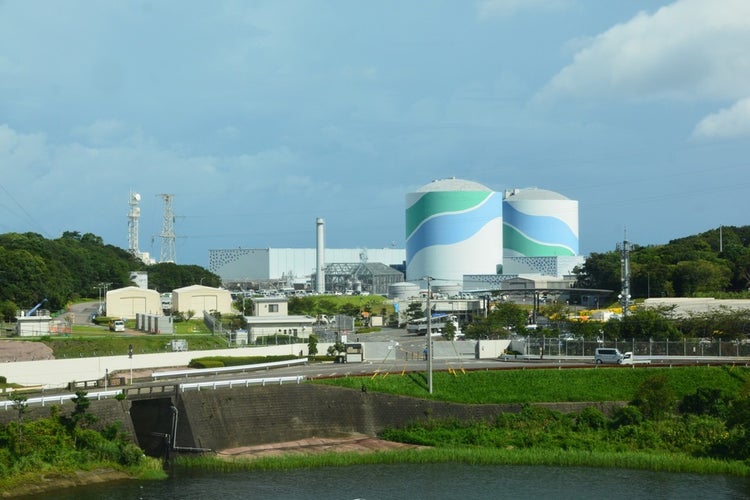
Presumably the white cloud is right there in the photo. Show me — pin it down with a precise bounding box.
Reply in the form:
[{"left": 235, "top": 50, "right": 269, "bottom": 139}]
[
  {"left": 693, "top": 98, "right": 750, "bottom": 139},
  {"left": 476, "top": 0, "right": 569, "bottom": 19},
  {"left": 538, "top": 0, "right": 750, "bottom": 102},
  {"left": 71, "top": 119, "right": 129, "bottom": 146}
]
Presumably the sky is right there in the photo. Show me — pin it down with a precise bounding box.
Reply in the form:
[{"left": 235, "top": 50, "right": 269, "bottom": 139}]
[{"left": 1, "top": 0, "right": 749, "bottom": 267}]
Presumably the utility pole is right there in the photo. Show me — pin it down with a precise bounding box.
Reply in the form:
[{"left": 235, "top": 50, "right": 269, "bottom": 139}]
[{"left": 425, "top": 276, "right": 433, "bottom": 394}]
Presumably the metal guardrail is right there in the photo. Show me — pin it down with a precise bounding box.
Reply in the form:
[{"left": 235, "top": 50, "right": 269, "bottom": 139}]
[
  {"left": 151, "top": 358, "right": 308, "bottom": 380},
  {"left": 1, "top": 389, "right": 123, "bottom": 410},
  {"left": 179, "top": 375, "right": 305, "bottom": 392},
  {"left": 2, "top": 375, "right": 306, "bottom": 409}
]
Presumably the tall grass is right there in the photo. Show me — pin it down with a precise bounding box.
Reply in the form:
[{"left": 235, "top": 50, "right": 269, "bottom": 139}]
[
  {"left": 175, "top": 447, "right": 750, "bottom": 476},
  {"left": 317, "top": 366, "right": 750, "bottom": 404}
]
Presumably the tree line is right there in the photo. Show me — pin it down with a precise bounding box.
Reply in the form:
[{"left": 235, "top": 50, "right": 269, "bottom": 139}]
[
  {"left": 0, "top": 231, "right": 220, "bottom": 321},
  {"left": 574, "top": 225, "right": 750, "bottom": 298}
]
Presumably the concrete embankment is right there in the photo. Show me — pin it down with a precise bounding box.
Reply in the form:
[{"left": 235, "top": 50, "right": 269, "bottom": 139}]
[{"left": 0, "top": 381, "right": 622, "bottom": 457}]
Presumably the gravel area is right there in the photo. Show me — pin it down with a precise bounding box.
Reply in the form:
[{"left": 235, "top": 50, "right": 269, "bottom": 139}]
[
  {"left": 0, "top": 340, "right": 54, "bottom": 362},
  {"left": 216, "top": 433, "right": 427, "bottom": 459}
]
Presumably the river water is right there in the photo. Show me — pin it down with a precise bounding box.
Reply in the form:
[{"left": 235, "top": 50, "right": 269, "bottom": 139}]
[{"left": 23, "top": 463, "right": 750, "bottom": 499}]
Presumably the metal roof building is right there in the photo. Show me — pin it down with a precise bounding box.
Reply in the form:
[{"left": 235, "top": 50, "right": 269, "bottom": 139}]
[{"left": 319, "top": 262, "right": 405, "bottom": 295}]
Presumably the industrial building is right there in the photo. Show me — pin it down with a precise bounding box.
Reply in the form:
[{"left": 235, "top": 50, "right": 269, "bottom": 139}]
[
  {"left": 502, "top": 187, "right": 579, "bottom": 258},
  {"left": 172, "top": 285, "right": 234, "bottom": 316},
  {"left": 319, "top": 262, "right": 405, "bottom": 295},
  {"left": 208, "top": 247, "right": 405, "bottom": 291},
  {"left": 405, "top": 178, "right": 503, "bottom": 285}
]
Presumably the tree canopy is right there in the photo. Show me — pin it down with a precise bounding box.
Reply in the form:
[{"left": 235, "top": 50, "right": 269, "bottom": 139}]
[
  {"left": 574, "top": 225, "right": 750, "bottom": 301},
  {"left": 0, "top": 231, "right": 220, "bottom": 319}
]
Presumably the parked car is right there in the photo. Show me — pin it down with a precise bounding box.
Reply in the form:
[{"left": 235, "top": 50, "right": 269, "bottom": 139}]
[
  {"left": 594, "top": 347, "right": 624, "bottom": 364},
  {"left": 109, "top": 319, "right": 125, "bottom": 332}
]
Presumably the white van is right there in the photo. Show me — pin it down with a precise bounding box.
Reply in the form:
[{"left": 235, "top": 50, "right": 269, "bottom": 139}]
[
  {"left": 594, "top": 347, "right": 624, "bottom": 364},
  {"left": 110, "top": 319, "right": 125, "bottom": 332}
]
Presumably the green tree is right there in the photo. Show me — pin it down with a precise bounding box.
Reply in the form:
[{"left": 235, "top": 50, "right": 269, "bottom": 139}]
[
  {"left": 405, "top": 301, "right": 425, "bottom": 324},
  {"left": 442, "top": 319, "right": 457, "bottom": 341},
  {"left": 672, "top": 260, "right": 732, "bottom": 296},
  {"left": 307, "top": 334, "right": 319, "bottom": 358},
  {"left": 9, "top": 393, "right": 28, "bottom": 453},
  {"left": 631, "top": 374, "right": 676, "bottom": 420}
]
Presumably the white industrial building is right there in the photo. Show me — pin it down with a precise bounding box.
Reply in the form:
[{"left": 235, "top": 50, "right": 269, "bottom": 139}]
[
  {"left": 106, "top": 286, "right": 162, "bottom": 319},
  {"left": 244, "top": 296, "right": 316, "bottom": 343},
  {"left": 172, "top": 285, "right": 234, "bottom": 316},
  {"left": 208, "top": 247, "right": 405, "bottom": 287}
]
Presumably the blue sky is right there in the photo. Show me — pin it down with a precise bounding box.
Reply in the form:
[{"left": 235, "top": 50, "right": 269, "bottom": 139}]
[{"left": 1, "top": 0, "right": 748, "bottom": 266}]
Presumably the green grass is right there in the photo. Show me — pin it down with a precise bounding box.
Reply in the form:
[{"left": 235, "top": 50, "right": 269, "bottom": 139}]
[
  {"left": 36, "top": 332, "right": 229, "bottom": 359},
  {"left": 316, "top": 365, "right": 750, "bottom": 404},
  {"left": 175, "top": 447, "right": 750, "bottom": 476}
]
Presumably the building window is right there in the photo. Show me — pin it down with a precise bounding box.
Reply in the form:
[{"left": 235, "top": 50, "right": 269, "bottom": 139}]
[{"left": 268, "top": 304, "right": 279, "bottom": 313}]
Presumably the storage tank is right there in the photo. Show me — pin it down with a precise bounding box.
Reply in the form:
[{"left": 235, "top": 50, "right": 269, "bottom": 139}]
[
  {"left": 406, "top": 178, "right": 502, "bottom": 286},
  {"left": 388, "top": 281, "right": 420, "bottom": 300},
  {"left": 502, "top": 188, "right": 578, "bottom": 257}
]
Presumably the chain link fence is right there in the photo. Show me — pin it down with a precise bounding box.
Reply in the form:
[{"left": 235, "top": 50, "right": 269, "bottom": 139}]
[{"left": 522, "top": 338, "right": 750, "bottom": 359}]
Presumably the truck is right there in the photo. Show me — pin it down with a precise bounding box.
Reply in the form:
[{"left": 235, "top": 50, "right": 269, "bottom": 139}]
[{"left": 621, "top": 351, "right": 651, "bottom": 365}]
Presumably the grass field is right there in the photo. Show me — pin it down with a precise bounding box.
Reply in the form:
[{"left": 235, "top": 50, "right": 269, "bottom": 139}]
[{"left": 315, "top": 365, "right": 750, "bottom": 404}]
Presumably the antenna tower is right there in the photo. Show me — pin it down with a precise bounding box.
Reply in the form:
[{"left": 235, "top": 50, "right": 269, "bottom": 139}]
[
  {"left": 617, "top": 234, "right": 631, "bottom": 318},
  {"left": 158, "top": 193, "right": 176, "bottom": 263},
  {"left": 127, "top": 192, "right": 141, "bottom": 257}
]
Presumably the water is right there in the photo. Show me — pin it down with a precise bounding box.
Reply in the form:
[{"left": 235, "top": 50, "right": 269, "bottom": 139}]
[{"left": 22, "top": 463, "right": 750, "bottom": 499}]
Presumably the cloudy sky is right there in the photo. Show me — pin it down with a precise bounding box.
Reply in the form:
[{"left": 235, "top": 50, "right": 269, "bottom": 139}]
[{"left": 1, "top": 0, "right": 748, "bottom": 266}]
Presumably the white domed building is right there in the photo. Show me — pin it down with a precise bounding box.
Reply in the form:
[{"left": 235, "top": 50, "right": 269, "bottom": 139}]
[
  {"left": 405, "top": 178, "right": 503, "bottom": 286},
  {"left": 501, "top": 187, "right": 583, "bottom": 277}
]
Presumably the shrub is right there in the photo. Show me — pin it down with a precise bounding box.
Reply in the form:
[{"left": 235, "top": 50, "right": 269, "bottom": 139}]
[
  {"left": 631, "top": 374, "right": 675, "bottom": 420},
  {"left": 611, "top": 405, "right": 643, "bottom": 428},
  {"left": 576, "top": 407, "right": 608, "bottom": 430},
  {"left": 679, "top": 387, "right": 730, "bottom": 418}
]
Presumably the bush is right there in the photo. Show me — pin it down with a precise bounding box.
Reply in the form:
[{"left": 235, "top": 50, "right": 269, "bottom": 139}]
[
  {"left": 611, "top": 405, "right": 643, "bottom": 428},
  {"left": 576, "top": 407, "right": 608, "bottom": 430},
  {"left": 679, "top": 387, "right": 730, "bottom": 418},
  {"left": 631, "top": 374, "right": 675, "bottom": 420}
]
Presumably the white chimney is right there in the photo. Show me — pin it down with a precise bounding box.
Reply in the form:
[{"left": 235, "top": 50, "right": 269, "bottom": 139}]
[{"left": 316, "top": 218, "right": 325, "bottom": 293}]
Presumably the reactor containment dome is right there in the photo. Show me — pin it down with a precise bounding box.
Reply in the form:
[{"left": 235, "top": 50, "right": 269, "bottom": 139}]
[
  {"left": 406, "top": 178, "right": 502, "bottom": 286},
  {"left": 502, "top": 187, "right": 579, "bottom": 257}
]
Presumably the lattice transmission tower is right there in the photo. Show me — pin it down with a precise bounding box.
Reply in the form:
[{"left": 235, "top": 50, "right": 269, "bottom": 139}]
[
  {"left": 127, "top": 192, "right": 141, "bottom": 258},
  {"left": 158, "top": 193, "right": 176, "bottom": 263}
]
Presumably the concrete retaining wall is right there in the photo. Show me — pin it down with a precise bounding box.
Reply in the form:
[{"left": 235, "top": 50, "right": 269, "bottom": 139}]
[{"left": 172, "top": 384, "right": 621, "bottom": 452}]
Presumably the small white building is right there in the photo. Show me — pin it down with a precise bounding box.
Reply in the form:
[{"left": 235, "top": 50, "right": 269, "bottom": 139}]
[
  {"left": 172, "top": 285, "right": 233, "bottom": 316},
  {"left": 245, "top": 296, "right": 315, "bottom": 342},
  {"left": 106, "top": 286, "right": 162, "bottom": 319}
]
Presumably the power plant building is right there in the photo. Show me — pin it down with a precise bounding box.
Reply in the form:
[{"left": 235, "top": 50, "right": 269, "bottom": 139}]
[
  {"left": 501, "top": 187, "right": 583, "bottom": 278},
  {"left": 503, "top": 188, "right": 579, "bottom": 257},
  {"left": 208, "top": 248, "right": 405, "bottom": 286},
  {"left": 405, "top": 178, "right": 503, "bottom": 285}
]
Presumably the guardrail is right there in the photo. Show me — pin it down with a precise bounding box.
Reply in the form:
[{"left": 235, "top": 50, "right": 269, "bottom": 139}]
[
  {"left": 152, "top": 358, "right": 308, "bottom": 380},
  {"left": 2, "top": 374, "right": 307, "bottom": 409},
  {"left": 179, "top": 375, "right": 305, "bottom": 392},
  {"left": 1, "top": 389, "right": 124, "bottom": 411}
]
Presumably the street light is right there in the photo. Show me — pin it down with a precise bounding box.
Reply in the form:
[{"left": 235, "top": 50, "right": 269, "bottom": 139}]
[{"left": 424, "top": 276, "right": 433, "bottom": 394}]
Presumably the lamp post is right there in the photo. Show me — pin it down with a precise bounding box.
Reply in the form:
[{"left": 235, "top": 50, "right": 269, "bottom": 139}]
[
  {"left": 425, "top": 276, "right": 433, "bottom": 394},
  {"left": 128, "top": 344, "right": 133, "bottom": 385}
]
